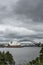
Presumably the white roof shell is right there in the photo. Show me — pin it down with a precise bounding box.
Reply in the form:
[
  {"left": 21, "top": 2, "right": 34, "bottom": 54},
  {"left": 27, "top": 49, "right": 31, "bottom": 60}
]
[{"left": 9, "top": 41, "right": 21, "bottom": 46}]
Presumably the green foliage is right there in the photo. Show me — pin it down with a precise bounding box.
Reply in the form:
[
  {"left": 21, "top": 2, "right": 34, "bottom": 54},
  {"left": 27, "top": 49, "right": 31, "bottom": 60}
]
[
  {"left": 40, "top": 47, "right": 43, "bottom": 54},
  {"left": 0, "top": 51, "right": 15, "bottom": 65}
]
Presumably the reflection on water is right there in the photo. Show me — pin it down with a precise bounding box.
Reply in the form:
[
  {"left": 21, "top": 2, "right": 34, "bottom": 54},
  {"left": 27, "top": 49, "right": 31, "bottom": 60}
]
[{"left": 0, "top": 47, "right": 41, "bottom": 65}]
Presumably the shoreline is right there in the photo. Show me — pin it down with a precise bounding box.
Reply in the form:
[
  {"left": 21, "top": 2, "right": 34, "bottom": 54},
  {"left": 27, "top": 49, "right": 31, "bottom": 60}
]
[{"left": 0, "top": 46, "right": 41, "bottom": 48}]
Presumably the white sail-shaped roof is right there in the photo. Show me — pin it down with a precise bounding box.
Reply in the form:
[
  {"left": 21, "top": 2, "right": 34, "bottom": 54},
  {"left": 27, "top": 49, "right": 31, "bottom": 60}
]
[{"left": 9, "top": 41, "right": 21, "bottom": 46}]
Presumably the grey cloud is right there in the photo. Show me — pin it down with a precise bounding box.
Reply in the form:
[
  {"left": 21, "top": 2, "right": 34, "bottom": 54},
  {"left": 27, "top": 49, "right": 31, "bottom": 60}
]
[
  {"left": 14, "top": 0, "right": 43, "bottom": 22},
  {"left": 0, "top": 30, "right": 43, "bottom": 43},
  {"left": 0, "top": 0, "right": 43, "bottom": 43}
]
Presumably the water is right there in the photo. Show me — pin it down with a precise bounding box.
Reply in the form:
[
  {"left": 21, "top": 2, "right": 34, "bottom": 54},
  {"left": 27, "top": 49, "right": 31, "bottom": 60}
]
[{"left": 0, "top": 47, "right": 41, "bottom": 65}]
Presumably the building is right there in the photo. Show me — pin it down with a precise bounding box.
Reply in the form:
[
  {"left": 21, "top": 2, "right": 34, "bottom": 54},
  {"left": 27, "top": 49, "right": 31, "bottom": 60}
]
[
  {"left": 8, "top": 41, "right": 21, "bottom": 47},
  {"left": 0, "top": 42, "right": 9, "bottom": 47}
]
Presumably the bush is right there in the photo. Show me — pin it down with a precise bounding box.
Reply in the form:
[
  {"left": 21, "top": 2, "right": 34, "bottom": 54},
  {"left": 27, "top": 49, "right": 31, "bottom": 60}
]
[{"left": 0, "top": 51, "right": 15, "bottom": 65}]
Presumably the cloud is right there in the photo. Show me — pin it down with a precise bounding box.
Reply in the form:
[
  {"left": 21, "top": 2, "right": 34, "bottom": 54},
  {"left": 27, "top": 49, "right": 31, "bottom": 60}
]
[
  {"left": 0, "top": 24, "right": 36, "bottom": 36},
  {"left": 14, "top": 0, "right": 43, "bottom": 22},
  {"left": 0, "top": 0, "right": 43, "bottom": 43},
  {"left": 0, "top": 24, "right": 37, "bottom": 42}
]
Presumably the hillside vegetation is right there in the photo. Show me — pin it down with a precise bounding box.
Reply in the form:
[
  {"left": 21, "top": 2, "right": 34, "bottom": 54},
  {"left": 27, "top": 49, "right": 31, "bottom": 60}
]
[{"left": 0, "top": 51, "right": 15, "bottom": 65}]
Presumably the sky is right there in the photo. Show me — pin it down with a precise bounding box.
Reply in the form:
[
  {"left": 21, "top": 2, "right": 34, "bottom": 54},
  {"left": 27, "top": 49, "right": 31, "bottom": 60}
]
[{"left": 0, "top": 0, "right": 43, "bottom": 43}]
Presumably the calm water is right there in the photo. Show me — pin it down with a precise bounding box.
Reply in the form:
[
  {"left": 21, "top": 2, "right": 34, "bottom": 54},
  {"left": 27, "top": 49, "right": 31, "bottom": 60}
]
[{"left": 0, "top": 47, "right": 41, "bottom": 65}]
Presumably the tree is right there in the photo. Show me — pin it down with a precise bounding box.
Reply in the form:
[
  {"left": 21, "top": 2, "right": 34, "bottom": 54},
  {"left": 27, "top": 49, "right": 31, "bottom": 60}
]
[
  {"left": 29, "top": 61, "right": 32, "bottom": 65},
  {"left": 40, "top": 47, "right": 43, "bottom": 55},
  {"left": 5, "top": 51, "right": 15, "bottom": 65},
  {"left": 39, "top": 47, "right": 43, "bottom": 63},
  {"left": 0, "top": 51, "right": 15, "bottom": 65}
]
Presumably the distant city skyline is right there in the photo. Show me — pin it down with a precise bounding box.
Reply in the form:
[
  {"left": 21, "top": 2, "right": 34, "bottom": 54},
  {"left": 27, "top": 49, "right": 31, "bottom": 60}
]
[{"left": 0, "top": 0, "right": 43, "bottom": 43}]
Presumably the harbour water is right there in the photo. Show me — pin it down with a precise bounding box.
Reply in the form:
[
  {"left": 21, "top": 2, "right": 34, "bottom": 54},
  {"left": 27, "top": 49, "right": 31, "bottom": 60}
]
[{"left": 0, "top": 47, "right": 41, "bottom": 65}]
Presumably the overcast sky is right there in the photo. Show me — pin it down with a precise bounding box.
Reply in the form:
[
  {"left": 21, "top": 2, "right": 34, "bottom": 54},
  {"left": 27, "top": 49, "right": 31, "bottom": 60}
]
[{"left": 0, "top": 0, "right": 43, "bottom": 43}]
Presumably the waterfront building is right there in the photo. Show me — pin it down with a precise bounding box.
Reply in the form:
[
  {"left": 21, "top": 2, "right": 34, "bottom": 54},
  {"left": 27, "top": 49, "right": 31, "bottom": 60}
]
[{"left": 8, "top": 41, "right": 21, "bottom": 46}]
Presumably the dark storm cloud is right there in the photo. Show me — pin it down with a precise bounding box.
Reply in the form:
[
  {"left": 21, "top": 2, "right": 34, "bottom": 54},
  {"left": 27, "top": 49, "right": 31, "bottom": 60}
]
[
  {"left": 0, "top": 0, "right": 43, "bottom": 43},
  {"left": 15, "top": 0, "right": 43, "bottom": 22}
]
